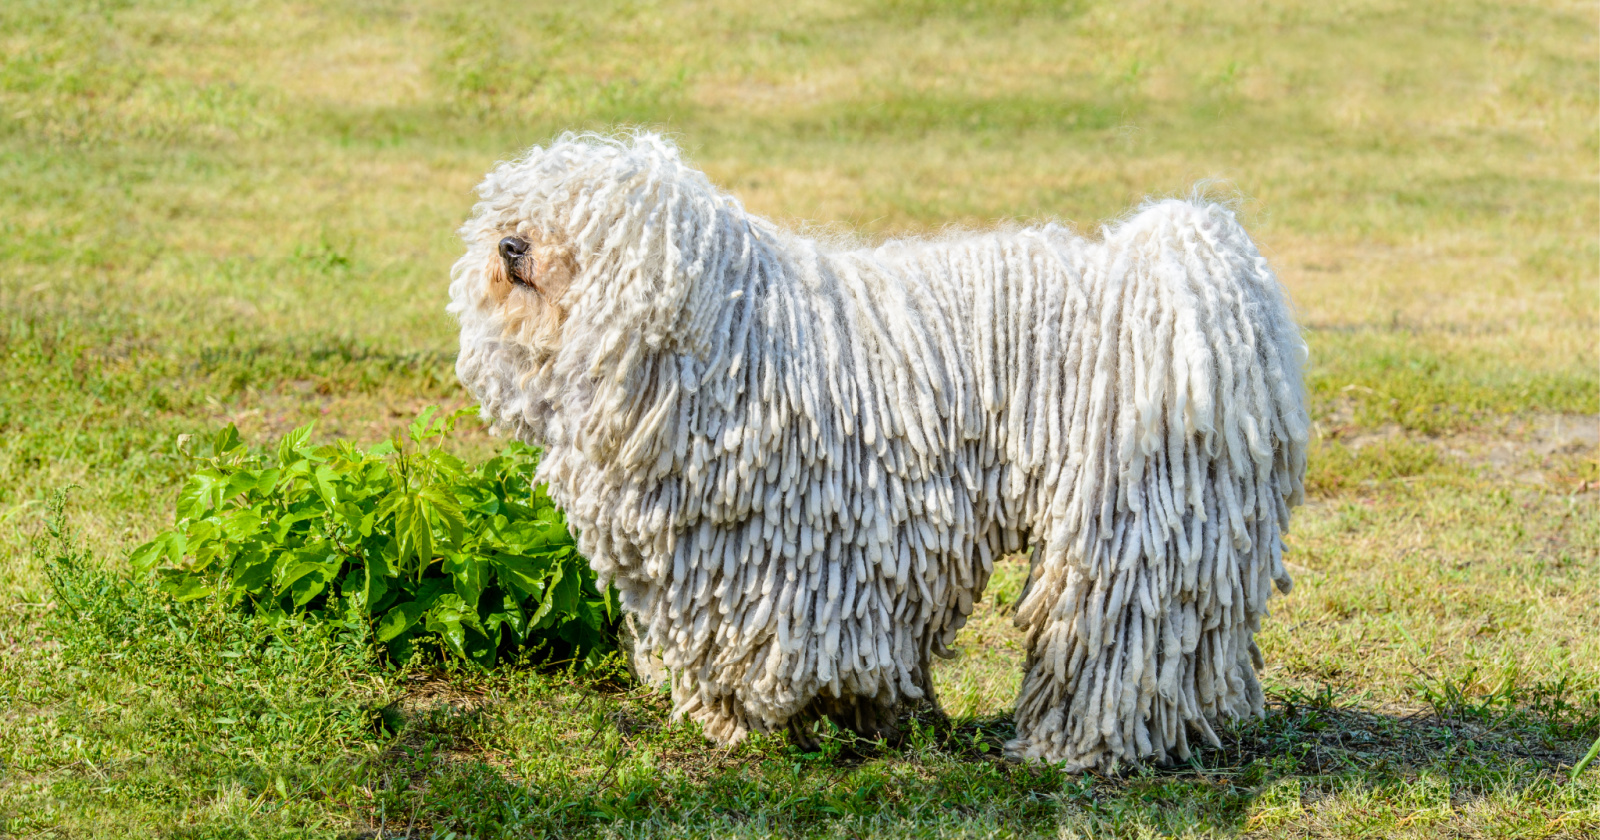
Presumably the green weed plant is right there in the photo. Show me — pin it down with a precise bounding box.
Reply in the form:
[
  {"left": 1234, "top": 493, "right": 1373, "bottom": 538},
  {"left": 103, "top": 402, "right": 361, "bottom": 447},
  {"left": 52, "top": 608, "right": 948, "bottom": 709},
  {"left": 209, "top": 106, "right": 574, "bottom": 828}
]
[{"left": 129, "top": 407, "right": 616, "bottom": 670}]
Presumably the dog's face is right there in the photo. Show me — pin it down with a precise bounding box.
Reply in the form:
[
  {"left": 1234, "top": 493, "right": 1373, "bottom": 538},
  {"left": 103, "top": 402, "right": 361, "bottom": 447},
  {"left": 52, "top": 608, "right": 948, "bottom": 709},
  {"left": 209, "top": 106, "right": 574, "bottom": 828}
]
[
  {"left": 474, "top": 228, "right": 577, "bottom": 358},
  {"left": 454, "top": 220, "right": 579, "bottom": 361},
  {"left": 449, "top": 211, "right": 582, "bottom": 441}
]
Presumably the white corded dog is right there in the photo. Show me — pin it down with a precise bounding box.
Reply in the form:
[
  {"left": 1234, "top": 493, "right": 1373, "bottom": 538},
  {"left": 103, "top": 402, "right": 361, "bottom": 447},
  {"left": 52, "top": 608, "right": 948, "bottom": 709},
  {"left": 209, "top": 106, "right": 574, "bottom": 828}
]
[{"left": 449, "top": 132, "right": 1308, "bottom": 772}]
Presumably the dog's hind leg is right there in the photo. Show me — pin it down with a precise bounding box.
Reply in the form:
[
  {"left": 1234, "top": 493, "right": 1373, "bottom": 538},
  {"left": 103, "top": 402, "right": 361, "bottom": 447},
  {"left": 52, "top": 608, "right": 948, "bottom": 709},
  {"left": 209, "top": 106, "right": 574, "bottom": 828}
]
[{"left": 1004, "top": 200, "right": 1307, "bottom": 772}]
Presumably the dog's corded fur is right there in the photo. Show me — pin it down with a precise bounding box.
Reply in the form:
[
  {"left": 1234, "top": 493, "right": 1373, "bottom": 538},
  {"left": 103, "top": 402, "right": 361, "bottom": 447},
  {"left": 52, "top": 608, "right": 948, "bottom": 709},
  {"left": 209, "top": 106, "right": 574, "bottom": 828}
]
[{"left": 449, "top": 132, "right": 1309, "bottom": 771}]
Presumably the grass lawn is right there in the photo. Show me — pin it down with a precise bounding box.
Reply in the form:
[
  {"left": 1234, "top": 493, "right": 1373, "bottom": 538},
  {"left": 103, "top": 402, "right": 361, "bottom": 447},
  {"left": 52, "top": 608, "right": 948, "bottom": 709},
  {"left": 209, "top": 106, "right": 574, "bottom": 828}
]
[{"left": 1, "top": 0, "right": 1596, "bottom": 836}]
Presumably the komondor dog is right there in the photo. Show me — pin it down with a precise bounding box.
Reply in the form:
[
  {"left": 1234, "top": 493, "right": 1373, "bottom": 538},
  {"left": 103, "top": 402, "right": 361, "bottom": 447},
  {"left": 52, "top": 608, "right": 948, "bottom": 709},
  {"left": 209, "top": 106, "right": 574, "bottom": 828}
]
[{"left": 449, "top": 132, "right": 1308, "bottom": 772}]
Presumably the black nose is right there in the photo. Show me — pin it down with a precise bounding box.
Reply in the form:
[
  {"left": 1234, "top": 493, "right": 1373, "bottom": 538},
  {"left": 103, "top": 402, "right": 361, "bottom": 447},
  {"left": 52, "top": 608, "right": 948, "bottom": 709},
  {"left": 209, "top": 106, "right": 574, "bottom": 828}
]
[{"left": 499, "top": 236, "right": 529, "bottom": 261}]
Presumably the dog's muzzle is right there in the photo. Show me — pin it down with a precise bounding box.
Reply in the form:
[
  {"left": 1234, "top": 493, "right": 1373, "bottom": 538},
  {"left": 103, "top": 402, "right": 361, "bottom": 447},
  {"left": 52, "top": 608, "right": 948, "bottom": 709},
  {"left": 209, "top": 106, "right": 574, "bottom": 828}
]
[{"left": 499, "top": 236, "right": 530, "bottom": 286}]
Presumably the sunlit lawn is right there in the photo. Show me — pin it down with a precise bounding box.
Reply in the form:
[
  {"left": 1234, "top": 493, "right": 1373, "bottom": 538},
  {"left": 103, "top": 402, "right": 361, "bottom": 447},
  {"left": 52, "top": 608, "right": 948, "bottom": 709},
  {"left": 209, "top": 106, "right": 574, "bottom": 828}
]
[{"left": 1, "top": 0, "right": 1596, "bottom": 836}]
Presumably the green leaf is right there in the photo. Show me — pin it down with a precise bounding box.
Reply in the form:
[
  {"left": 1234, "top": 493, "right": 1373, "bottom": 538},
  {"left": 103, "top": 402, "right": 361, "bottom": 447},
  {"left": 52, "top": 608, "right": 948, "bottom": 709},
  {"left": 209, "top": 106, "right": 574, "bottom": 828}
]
[
  {"left": 530, "top": 484, "right": 565, "bottom": 519},
  {"left": 230, "top": 550, "right": 275, "bottom": 597},
  {"left": 490, "top": 554, "right": 552, "bottom": 601},
  {"left": 333, "top": 501, "right": 370, "bottom": 536},
  {"left": 424, "top": 594, "right": 472, "bottom": 660},
  {"left": 212, "top": 424, "right": 243, "bottom": 458},
  {"left": 408, "top": 509, "right": 434, "bottom": 570},
  {"left": 442, "top": 552, "right": 485, "bottom": 609},
  {"left": 220, "top": 508, "right": 263, "bottom": 541},
  {"left": 383, "top": 491, "right": 432, "bottom": 568},
  {"left": 464, "top": 624, "right": 498, "bottom": 669},
  {"left": 222, "top": 471, "right": 259, "bottom": 505},
  {"left": 419, "top": 485, "right": 467, "bottom": 549},
  {"left": 130, "top": 531, "right": 185, "bottom": 574},
  {"left": 269, "top": 508, "right": 316, "bottom": 542},
  {"left": 497, "top": 520, "right": 573, "bottom": 554},
  {"left": 185, "top": 518, "right": 227, "bottom": 570},
  {"left": 470, "top": 493, "right": 501, "bottom": 515},
  {"left": 279, "top": 556, "right": 339, "bottom": 608},
  {"left": 374, "top": 488, "right": 407, "bottom": 522},
  {"left": 277, "top": 422, "right": 315, "bottom": 466},
  {"left": 484, "top": 593, "right": 527, "bottom": 642},
  {"left": 577, "top": 598, "right": 604, "bottom": 632},
  {"left": 527, "top": 562, "right": 572, "bottom": 631},
  {"left": 425, "top": 449, "right": 468, "bottom": 480},
  {"left": 176, "top": 469, "right": 226, "bottom": 520},
  {"left": 252, "top": 468, "right": 282, "bottom": 495},
  {"left": 376, "top": 600, "right": 428, "bottom": 642},
  {"left": 556, "top": 610, "right": 606, "bottom": 654},
  {"left": 361, "top": 553, "right": 390, "bottom": 615},
  {"left": 412, "top": 576, "right": 450, "bottom": 606},
  {"left": 408, "top": 406, "right": 439, "bottom": 444},
  {"left": 162, "top": 574, "right": 215, "bottom": 603},
  {"left": 127, "top": 542, "right": 159, "bottom": 575},
  {"left": 311, "top": 464, "right": 340, "bottom": 506},
  {"left": 548, "top": 559, "right": 583, "bottom": 617}
]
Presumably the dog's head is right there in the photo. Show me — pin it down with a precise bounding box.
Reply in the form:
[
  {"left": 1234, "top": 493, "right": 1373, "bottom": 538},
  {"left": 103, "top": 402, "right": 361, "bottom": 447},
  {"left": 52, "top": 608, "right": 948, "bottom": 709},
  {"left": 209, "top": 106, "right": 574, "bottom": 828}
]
[
  {"left": 449, "top": 132, "right": 741, "bottom": 447},
  {"left": 448, "top": 142, "right": 598, "bottom": 376}
]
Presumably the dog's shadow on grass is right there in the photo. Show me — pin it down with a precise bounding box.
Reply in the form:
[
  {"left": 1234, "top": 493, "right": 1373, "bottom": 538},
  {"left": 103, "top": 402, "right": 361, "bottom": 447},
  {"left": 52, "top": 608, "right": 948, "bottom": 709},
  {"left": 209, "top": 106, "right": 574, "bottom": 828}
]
[
  {"left": 1037, "top": 682, "right": 1595, "bottom": 836},
  {"left": 358, "top": 677, "right": 1595, "bottom": 838}
]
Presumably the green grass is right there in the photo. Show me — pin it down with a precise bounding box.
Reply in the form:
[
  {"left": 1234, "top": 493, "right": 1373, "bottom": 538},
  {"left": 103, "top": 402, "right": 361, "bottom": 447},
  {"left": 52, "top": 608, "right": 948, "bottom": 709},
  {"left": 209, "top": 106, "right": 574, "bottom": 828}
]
[{"left": 1, "top": 0, "right": 1597, "bottom": 836}]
